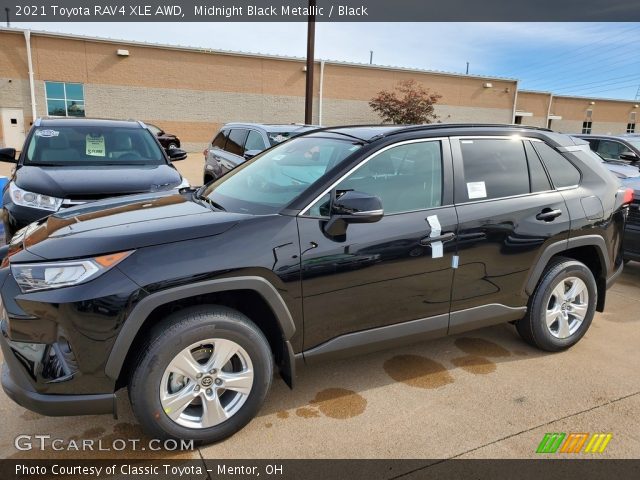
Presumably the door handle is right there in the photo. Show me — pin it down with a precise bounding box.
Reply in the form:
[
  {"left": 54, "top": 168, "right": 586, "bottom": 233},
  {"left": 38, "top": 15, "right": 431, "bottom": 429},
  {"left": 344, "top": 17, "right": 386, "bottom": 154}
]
[
  {"left": 536, "top": 208, "right": 563, "bottom": 222},
  {"left": 420, "top": 231, "right": 456, "bottom": 246}
]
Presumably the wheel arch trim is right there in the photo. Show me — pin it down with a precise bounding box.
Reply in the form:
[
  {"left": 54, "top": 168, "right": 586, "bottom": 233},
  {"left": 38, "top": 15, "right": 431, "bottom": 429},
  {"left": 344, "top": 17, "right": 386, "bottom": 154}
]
[
  {"left": 104, "top": 276, "right": 296, "bottom": 380},
  {"left": 525, "top": 235, "right": 609, "bottom": 296}
]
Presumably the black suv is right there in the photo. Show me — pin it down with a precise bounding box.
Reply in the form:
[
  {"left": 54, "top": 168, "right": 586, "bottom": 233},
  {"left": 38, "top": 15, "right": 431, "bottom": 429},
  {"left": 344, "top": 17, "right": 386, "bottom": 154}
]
[
  {"left": 203, "top": 123, "right": 318, "bottom": 183},
  {"left": 0, "top": 118, "right": 189, "bottom": 242},
  {"left": 0, "top": 125, "right": 631, "bottom": 444}
]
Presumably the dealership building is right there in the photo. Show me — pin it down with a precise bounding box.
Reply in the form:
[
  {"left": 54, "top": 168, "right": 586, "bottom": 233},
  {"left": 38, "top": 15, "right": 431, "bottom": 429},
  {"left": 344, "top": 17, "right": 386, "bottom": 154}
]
[{"left": 0, "top": 27, "right": 638, "bottom": 152}]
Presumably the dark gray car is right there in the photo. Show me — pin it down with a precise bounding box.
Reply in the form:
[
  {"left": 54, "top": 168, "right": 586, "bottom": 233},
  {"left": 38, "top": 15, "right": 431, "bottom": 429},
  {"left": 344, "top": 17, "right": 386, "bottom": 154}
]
[{"left": 203, "top": 123, "right": 319, "bottom": 183}]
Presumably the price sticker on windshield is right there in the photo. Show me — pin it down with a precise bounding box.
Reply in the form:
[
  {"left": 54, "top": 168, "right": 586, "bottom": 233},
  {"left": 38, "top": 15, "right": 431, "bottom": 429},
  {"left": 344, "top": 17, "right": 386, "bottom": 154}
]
[{"left": 86, "top": 134, "right": 106, "bottom": 157}]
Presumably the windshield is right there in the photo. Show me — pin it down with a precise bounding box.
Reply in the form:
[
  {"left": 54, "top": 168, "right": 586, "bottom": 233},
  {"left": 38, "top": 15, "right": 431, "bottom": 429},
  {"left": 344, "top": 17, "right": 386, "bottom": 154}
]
[
  {"left": 25, "top": 126, "right": 165, "bottom": 166},
  {"left": 203, "top": 136, "right": 364, "bottom": 214}
]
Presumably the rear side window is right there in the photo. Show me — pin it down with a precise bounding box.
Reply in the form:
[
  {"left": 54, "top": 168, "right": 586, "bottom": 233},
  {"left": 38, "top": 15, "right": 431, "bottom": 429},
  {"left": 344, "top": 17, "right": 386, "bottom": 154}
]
[
  {"left": 524, "top": 141, "right": 552, "bottom": 192},
  {"left": 533, "top": 142, "right": 581, "bottom": 188},
  {"left": 226, "top": 129, "right": 249, "bottom": 156},
  {"left": 459, "top": 138, "right": 529, "bottom": 201},
  {"left": 212, "top": 130, "right": 228, "bottom": 149}
]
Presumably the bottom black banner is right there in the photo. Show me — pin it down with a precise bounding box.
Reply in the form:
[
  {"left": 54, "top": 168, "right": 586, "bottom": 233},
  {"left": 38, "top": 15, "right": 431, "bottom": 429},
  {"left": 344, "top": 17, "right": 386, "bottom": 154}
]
[{"left": 2, "top": 459, "right": 640, "bottom": 480}]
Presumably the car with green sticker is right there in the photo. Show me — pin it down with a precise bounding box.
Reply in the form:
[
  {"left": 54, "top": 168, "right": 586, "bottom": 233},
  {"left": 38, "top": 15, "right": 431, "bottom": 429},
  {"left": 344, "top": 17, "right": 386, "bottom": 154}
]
[{"left": 0, "top": 117, "right": 189, "bottom": 242}]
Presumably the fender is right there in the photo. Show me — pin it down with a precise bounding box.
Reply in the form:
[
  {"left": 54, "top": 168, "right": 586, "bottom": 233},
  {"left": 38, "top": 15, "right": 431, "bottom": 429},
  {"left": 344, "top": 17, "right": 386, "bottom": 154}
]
[
  {"left": 104, "top": 276, "right": 296, "bottom": 382},
  {"left": 525, "top": 235, "right": 609, "bottom": 295}
]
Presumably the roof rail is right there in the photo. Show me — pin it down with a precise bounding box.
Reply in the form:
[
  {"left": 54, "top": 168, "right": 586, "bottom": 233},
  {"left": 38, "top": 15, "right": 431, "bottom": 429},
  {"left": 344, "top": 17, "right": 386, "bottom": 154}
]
[{"left": 379, "top": 123, "right": 553, "bottom": 138}]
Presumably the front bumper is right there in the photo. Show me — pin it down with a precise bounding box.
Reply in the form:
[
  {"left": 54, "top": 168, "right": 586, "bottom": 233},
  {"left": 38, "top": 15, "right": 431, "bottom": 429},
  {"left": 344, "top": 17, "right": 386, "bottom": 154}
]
[
  {"left": 0, "top": 265, "right": 142, "bottom": 417},
  {"left": 1, "top": 353, "right": 115, "bottom": 417}
]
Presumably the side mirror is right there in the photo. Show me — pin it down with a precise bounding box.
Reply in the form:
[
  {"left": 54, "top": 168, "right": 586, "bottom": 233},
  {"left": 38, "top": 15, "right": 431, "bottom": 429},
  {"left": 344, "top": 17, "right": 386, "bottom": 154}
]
[
  {"left": 324, "top": 190, "right": 383, "bottom": 237},
  {"left": 167, "top": 148, "right": 187, "bottom": 161},
  {"left": 620, "top": 152, "right": 638, "bottom": 162},
  {"left": 243, "top": 149, "right": 262, "bottom": 160},
  {"left": 0, "top": 148, "right": 17, "bottom": 163}
]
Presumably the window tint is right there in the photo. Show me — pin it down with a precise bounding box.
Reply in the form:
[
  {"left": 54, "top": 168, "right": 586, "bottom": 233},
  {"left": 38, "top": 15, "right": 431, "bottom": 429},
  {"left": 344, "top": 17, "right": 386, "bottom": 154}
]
[
  {"left": 459, "top": 139, "right": 529, "bottom": 201},
  {"left": 532, "top": 141, "right": 581, "bottom": 188},
  {"left": 310, "top": 141, "right": 443, "bottom": 216},
  {"left": 226, "top": 129, "right": 249, "bottom": 156},
  {"left": 524, "top": 141, "right": 552, "bottom": 192},
  {"left": 211, "top": 130, "right": 228, "bottom": 149},
  {"left": 245, "top": 130, "right": 267, "bottom": 152}
]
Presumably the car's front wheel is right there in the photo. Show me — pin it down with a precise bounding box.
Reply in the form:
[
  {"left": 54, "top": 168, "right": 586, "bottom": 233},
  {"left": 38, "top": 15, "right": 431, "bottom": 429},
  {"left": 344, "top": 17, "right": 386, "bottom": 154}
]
[
  {"left": 129, "top": 306, "right": 273, "bottom": 444},
  {"left": 516, "top": 257, "right": 597, "bottom": 351}
]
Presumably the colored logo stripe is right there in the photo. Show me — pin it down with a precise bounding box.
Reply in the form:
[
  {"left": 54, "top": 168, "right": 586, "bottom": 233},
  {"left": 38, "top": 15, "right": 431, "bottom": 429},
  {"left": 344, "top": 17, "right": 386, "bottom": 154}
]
[
  {"left": 536, "top": 433, "right": 566, "bottom": 453},
  {"left": 584, "top": 433, "right": 613, "bottom": 453},
  {"left": 560, "top": 433, "right": 589, "bottom": 453}
]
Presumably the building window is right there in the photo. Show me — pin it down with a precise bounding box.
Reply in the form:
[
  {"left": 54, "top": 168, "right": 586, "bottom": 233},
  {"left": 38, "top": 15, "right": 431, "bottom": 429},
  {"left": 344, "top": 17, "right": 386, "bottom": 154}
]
[
  {"left": 45, "top": 82, "right": 85, "bottom": 117},
  {"left": 627, "top": 123, "right": 636, "bottom": 134},
  {"left": 581, "top": 121, "right": 592, "bottom": 134}
]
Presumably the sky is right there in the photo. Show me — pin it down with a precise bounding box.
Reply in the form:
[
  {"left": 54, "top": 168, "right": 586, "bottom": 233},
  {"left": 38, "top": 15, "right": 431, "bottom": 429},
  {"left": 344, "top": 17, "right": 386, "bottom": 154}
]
[{"left": 11, "top": 21, "right": 640, "bottom": 100}]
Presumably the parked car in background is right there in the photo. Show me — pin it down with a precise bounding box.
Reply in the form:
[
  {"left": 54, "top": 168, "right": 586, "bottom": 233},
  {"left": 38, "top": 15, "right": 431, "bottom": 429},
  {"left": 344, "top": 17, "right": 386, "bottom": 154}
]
[
  {"left": 575, "top": 134, "right": 640, "bottom": 164},
  {"left": 146, "top": 123, "right": 181, "bottom": 150},
  {"left": 0, "top": 118, "right": 189, "bottom": 243},
  {"left": 203, "top": 123, "right": 319, "bottom": 183},
  {"left": 0, "top": 124, "right": 630, "bottom": 444},
  {"left": 575, "top": 134, "right": 640, "bottom": 262}
]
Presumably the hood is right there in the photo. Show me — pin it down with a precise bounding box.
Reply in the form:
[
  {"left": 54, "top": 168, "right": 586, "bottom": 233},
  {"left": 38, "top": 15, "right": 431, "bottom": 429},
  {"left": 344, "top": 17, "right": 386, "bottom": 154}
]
[
  {"left": 602, "top": 161, "right": 640, "bottom": 180},
  {"left": 15, "top": 164, "right": 182, "bottom": 199},
  {"left": 16, "top": 191, "right": 249, "bottom": 260}
]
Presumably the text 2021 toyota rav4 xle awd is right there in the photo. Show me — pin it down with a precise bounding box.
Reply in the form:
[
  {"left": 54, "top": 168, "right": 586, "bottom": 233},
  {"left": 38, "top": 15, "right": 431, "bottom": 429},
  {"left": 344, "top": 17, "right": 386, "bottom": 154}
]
[{"left": 0, "top": 125, "right": 632, "bottom": 444}]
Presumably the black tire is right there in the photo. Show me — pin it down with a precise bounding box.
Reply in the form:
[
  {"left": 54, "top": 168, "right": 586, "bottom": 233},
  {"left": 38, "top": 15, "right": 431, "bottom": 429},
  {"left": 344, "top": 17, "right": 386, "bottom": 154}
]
[
  {"left": 128, "top": 305, "right": 273, "bottom": 444},
  {"left": 516, "top": 257, "right": 597, "bottom": 352},
  {"left": 167, "top": 142, "right": 178, "bottom": 150}
]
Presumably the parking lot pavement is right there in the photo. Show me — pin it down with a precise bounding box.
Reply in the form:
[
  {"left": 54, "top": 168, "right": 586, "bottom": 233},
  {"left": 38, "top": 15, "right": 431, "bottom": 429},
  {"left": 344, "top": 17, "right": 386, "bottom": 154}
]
[{"left": 1, "top": 261, "right": 638, "bottom": 460}]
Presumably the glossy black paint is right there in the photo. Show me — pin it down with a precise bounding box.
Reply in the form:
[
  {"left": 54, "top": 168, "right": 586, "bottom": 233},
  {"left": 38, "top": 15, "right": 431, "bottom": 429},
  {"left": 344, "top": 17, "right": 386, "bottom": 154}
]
[{"left": 0, "top": 124, "right": 627, "bottom": 417}]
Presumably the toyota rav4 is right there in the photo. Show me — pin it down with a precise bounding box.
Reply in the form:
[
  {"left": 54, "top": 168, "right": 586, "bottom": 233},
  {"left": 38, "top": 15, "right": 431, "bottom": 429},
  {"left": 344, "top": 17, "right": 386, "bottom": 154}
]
[{"left": 0, "top": 124, "right": 632, "bottom": 444}]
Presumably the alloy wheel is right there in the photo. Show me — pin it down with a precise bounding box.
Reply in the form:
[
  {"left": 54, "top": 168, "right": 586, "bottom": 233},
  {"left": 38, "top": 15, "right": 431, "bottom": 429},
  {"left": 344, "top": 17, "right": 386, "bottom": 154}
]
[
  {"left": 545, "top": 276, "right": 589, "bottom": 339},
  {"left": 159, "top": 338, "right": 254, "bottom": 429}
]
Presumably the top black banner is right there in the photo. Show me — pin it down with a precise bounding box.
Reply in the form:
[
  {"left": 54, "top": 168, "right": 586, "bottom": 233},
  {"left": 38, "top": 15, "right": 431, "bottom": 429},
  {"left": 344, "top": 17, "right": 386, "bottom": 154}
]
[{"left": 1, "top": 0, "right": 640, "bottom": 22}]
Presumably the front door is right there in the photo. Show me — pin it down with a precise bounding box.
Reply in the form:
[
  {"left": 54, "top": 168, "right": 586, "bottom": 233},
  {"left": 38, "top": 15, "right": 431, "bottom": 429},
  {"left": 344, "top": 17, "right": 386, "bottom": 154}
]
[
  {"left": 297, "top": 138, "right": 457, "bottom": 355},
  {"left": 1, "top": 108, "right": 25, "bottom": 150}
]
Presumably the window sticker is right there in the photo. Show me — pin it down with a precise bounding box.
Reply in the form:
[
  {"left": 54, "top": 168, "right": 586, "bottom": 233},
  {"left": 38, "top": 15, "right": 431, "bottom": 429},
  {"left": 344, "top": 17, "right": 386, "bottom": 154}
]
[
  {"left": 35, "top": 129, "right": 59, "bottom": 138},
  {"left": 467, "top": 181, "right": 487, "bottom": 199},
  {"left": 86, "top": 134, "right": 106, "bottom": 157}
]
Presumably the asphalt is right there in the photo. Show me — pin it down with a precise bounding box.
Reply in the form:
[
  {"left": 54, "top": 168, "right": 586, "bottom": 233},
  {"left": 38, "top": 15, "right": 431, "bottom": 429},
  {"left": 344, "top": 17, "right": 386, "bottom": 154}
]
[{"left": 0, "top": 156, "right": 639, "bottom": 460}]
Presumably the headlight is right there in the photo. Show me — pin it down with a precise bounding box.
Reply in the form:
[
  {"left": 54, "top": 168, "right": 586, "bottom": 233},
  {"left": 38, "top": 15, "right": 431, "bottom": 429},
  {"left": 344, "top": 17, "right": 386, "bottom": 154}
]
[
  {"left": 9, "top": 183, "right": 63, "bottom": 211},
  {"left": 11, "top": 250, "right": 133, "bottom": 293},
  {"left": 178, "top": 177, "right": 190, "bottom": 188}
]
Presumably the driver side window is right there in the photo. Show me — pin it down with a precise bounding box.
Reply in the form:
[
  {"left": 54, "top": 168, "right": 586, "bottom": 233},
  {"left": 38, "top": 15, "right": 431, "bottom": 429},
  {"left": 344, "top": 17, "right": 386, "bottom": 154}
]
[{"left": 307, "top": 141, "right": 443, "bottom": 217}]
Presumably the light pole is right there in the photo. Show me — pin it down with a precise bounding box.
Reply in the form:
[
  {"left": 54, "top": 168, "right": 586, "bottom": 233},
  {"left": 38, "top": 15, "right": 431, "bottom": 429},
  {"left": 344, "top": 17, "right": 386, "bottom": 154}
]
[{"left": 304, "top": 0, "right": 316, "bottom": 125}]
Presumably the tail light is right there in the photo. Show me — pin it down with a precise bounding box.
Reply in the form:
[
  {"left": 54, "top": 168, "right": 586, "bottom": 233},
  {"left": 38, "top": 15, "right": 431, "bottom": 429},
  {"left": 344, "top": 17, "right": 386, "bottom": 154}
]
[
  {"left": 203, "top": 148, "right": 209, "bottom": 158},
  {"left": 623, "top": 188, "right": 634, "bottom": 205}
]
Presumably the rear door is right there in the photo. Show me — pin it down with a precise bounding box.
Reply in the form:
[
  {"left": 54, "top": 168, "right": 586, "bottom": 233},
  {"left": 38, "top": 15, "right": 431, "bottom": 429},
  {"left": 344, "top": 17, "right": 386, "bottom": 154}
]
[
  {"left": 449, "top": 136, "right": 571, "bottom": 334},
  {"left": 218, "top": 128, "right": 249, "bottom": 174}
]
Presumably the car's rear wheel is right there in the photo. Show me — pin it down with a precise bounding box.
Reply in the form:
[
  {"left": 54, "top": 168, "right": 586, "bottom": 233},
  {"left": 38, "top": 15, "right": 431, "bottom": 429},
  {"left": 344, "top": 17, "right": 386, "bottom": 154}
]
[
  {"left": 167, "top": 142, "right": 178, "bottom": 149},
  {"left": 129, "top": 306, "right": 273, "bottom": 444},
  {"left": 516, "top": 257, "right": 597, "bottom": 351}
]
